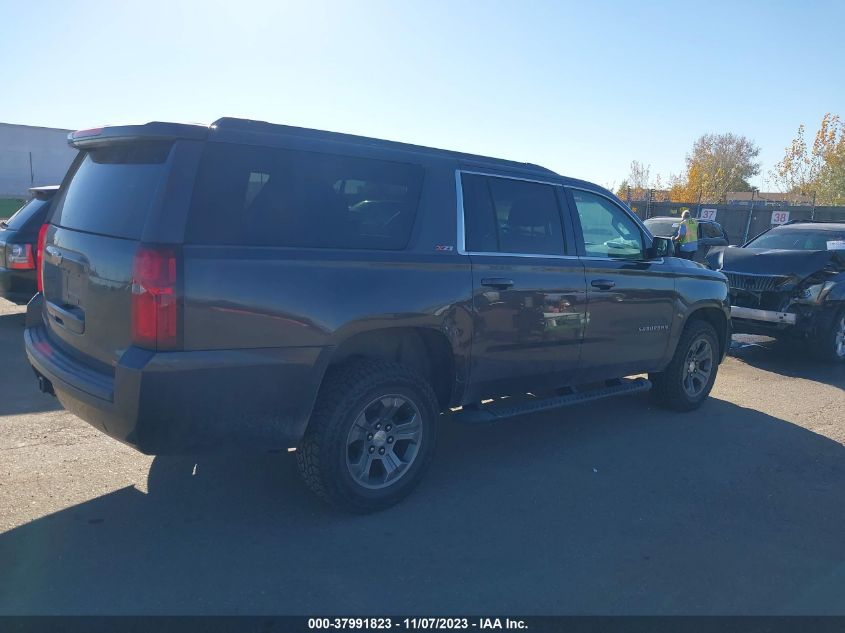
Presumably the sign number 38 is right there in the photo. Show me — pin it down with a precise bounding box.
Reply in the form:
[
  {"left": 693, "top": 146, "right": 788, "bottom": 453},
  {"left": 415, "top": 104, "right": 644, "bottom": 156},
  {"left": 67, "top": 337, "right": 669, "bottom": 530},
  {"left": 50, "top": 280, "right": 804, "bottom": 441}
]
[{"left": 771, "top": 210, "right": 790, "bottom": 225}]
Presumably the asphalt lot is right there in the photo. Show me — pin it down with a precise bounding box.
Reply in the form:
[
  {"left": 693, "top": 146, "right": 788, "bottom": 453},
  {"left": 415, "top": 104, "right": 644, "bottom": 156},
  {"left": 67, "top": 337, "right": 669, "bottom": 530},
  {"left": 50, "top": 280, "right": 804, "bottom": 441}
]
[{"left": 0, "top": 298, "right": 844, "bottom": 615}]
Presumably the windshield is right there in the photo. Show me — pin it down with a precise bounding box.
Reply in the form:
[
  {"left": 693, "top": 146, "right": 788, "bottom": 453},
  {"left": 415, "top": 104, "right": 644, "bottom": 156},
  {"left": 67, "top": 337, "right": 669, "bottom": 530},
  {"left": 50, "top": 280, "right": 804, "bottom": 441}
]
[
  {"left": 746, "top": 228, "right": 845, "bottom": 251},
  {"left": 2, "top": 198, "right": 49, "bottom": 231},
  {"left": 644, "top": 218, "right": 680, "bottom": 237}
]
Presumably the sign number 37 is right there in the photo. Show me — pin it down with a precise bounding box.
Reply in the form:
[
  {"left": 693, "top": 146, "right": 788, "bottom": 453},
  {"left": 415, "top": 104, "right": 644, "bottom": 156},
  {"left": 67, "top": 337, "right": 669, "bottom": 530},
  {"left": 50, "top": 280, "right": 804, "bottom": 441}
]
[{"left": 771, "top": 210, "right": 790, "bottom": 225}]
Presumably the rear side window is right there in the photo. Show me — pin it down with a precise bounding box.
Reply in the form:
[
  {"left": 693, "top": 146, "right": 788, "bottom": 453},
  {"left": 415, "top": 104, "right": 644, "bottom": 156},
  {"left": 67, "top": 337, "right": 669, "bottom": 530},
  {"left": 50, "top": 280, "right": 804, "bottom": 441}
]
[
  {"left": 186, "top": 144, "right": 424, "bottom": 250},
  {"left": 52, "top": 142, "right": 172, "bottom": 240},
  {"left": 461, "top": 173, "right": 565, "bottom": 256},
  {"left": 3, "top": 198, "right": 49, "bottom": 231}
]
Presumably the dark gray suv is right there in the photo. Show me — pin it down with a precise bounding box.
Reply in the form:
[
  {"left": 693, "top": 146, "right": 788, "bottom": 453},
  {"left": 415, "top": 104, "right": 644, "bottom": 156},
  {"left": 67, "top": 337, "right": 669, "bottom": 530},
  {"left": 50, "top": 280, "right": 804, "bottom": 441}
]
[{"left": 25, "top": 118, "right": 730, "bottom": 511}]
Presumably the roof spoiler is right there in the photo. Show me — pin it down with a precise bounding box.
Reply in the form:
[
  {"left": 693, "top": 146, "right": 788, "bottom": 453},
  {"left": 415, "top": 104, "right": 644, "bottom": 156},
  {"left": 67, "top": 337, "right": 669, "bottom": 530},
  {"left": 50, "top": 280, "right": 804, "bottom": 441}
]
[{"left": 68, "top": 122, "right": 208, "bottom": 148}]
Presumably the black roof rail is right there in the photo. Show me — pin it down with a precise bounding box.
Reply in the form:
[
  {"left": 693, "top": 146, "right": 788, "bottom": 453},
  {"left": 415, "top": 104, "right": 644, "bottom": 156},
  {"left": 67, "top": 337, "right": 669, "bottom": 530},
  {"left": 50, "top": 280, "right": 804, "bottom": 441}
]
[{"left": 211, "top": 117, "right": 558, "bottom": 175}]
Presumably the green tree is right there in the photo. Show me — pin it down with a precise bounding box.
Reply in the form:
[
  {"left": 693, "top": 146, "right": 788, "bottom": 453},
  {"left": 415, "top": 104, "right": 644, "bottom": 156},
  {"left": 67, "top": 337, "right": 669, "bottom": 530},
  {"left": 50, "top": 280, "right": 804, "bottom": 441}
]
[{"left": 772, "top": 114, "right": 845, "bottom": 205}]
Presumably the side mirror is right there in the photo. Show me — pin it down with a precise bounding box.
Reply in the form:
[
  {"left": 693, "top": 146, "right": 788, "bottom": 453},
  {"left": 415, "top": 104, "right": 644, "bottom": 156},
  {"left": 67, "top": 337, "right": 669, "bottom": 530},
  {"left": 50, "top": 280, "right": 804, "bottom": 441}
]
[{"left": 650, "top": 236, "right": 675, "bottom": 259}]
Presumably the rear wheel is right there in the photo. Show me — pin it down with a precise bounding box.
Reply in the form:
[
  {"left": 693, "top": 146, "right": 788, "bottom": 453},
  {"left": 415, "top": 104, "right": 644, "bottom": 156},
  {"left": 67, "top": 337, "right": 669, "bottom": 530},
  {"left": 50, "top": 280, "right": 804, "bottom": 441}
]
[
  {"left": 814, "top": 307, "right": 845, "bottom": 363},
  {"left": 650, "top": 320, "right": 719, "bottom": 411},
  {"left": 296, "top": 358, "right": 438, "bottom": 513}
]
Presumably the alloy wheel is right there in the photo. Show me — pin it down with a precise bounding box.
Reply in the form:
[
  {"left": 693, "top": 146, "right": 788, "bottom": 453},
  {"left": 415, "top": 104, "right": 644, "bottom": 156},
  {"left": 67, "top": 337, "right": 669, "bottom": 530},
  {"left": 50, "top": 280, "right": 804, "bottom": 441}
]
[{"left": 345, "top": 395, "right": 423, "bottom": 489}]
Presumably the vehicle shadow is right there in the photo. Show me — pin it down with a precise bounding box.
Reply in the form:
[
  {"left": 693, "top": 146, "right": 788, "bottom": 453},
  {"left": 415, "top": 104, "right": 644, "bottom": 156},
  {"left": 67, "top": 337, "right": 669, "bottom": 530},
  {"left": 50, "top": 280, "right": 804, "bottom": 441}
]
[
  {"left": 0, "top": 310, "right": 62, "bottom": 416},
  {"left": 729, "top": 336, "right": 845, "bottom": 388},
  {"left": 1, "top": 395, "right": 844, "bottom": 615}
]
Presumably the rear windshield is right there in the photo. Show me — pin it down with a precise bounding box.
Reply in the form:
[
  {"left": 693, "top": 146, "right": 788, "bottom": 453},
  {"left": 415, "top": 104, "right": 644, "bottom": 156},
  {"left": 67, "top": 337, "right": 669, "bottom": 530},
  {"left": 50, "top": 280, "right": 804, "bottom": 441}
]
[
  {"left": 186, "top": 143, "right": 424, "bottom": 250},
  {"left": 2, "top": 198, "right": 49, "bottom": 231},
  {"left": 51, "top": 142, "right": 172, "bottom": 240},
  {"left": 644, "top": 218, "right": 680, "bottom": 237}
]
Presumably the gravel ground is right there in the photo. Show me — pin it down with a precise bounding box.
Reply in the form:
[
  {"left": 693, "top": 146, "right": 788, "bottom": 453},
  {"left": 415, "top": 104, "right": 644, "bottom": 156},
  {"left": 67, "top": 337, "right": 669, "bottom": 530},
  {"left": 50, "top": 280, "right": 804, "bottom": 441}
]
[{"left": 0, "top": 298, "right": 843, "bottom": 614}]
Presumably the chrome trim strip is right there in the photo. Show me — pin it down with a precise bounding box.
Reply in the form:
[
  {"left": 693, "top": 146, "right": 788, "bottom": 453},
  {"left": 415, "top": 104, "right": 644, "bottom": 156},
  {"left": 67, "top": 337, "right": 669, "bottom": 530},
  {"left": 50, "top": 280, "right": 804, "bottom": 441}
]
[
  {"left": 730, "top": 306, "right": 797, "bottom": 325},
  {"left": 463, "top": 251, "right": 580, "bottom": 260}
]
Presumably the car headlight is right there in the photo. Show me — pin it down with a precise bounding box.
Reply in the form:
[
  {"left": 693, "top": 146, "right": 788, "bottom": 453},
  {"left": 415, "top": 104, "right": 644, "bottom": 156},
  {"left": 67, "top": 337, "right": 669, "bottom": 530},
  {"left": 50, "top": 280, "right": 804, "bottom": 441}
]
[{"left": 796, "top": 281, "right": 836, "bottom": 304}]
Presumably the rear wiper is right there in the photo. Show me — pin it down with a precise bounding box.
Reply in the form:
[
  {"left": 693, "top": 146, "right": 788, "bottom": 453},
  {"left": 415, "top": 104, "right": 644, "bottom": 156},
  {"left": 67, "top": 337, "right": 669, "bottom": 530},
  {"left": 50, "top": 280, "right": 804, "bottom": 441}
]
[{"left": 0, "top": 221, "right": 8, "bottom": 229}]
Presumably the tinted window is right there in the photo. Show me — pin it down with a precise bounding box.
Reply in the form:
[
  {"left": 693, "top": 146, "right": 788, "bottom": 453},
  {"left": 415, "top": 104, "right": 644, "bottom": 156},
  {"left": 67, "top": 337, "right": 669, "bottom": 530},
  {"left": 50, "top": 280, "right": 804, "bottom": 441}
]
[
  {"left": 52, "top": 142, "right": 172, "bottom": 240},
  {"left": 571, "top": 190, "right": 644, "bottom": 259},
  {"left": 187, "top": 144, "right": 424, "bottom": 250},
  {"left": 462, "top": 174, "right": 565, "bottom": 256},
  {"left": 701, "top": 222, "right": 723, "bottom": 239},
  {"left": 3, "top": 198, "right": 49, "bottom": 231},
  {"left": 644, "top": 218, "right": 680, "bottom": 237},
  {"left": 461, "top": 174, "right": 498, "bottom": 252}
]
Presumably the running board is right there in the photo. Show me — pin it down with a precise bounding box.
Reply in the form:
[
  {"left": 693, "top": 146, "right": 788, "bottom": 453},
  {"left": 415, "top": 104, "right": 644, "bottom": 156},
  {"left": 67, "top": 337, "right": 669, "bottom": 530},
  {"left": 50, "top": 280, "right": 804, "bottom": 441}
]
[{"left": 454, "top": 377, "right": 652, "bottom": 424}]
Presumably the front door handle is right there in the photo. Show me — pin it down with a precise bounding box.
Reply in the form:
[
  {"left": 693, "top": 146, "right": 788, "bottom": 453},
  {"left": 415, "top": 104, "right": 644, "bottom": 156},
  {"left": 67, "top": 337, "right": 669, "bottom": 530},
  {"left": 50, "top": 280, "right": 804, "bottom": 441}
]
[
  {"left": 481, "top": 278, "right": 515, "bottom": 290},
  {"left": 591, "top": 279, "right": 616, "bottom": 290}
]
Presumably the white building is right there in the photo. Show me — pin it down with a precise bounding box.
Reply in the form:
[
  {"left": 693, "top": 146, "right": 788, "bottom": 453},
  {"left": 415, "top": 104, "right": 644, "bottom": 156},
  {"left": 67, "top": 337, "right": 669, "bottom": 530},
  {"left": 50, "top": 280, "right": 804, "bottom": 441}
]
[{"left": 0, "top": 122, "right": 77, "bottom": 197}]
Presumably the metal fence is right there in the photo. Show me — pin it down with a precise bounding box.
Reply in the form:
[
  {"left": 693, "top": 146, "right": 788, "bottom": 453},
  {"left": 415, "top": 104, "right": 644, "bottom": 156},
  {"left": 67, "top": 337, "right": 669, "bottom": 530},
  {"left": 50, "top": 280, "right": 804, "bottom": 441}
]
[{"left": 628, "top": 200, "right": 845, "bottom": 245}]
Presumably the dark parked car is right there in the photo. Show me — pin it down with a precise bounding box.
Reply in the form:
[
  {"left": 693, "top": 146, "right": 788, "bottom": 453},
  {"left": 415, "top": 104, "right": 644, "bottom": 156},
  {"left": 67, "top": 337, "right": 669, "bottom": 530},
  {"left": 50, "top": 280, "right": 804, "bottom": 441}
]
[
  {"left": 707, "top": 221, "right": 845, "bottom": 362},
  {"left": 25, "top": 119, "right": 730, "bottom": 511},
  {"left": 644, "top": 216, "right": 730, "bottom": 262},
  {"left": 0, "top": 186, "right": 58, "bottom": 303}
]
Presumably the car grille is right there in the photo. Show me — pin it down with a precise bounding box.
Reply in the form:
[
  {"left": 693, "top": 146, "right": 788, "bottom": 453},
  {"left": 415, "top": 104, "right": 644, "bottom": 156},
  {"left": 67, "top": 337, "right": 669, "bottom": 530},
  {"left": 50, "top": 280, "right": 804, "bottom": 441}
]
[{"left": 723, "top": 272, "right": 792, "bottom": 292}]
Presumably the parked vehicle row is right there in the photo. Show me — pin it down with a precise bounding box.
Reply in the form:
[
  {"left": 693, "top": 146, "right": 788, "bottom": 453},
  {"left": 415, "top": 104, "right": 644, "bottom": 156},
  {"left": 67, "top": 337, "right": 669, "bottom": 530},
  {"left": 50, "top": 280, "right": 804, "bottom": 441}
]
[
  {"left": 23, "top": 118, "right": 730, "bottom": 511},
  {"left": 644, "top": 216, "right": 730, "bottom": 263},
  {"left": 0, "top": 186, "right": 58, "bottom": 303},
  {"left": 706, "top": 221, "right": 845, "bottom": 362}
]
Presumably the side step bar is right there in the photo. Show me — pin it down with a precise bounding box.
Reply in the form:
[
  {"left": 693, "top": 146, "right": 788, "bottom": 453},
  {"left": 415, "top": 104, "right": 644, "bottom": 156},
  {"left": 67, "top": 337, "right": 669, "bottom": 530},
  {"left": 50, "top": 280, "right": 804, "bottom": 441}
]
[{"left": 454, "top": 377, "right": 652, "bottom": 424}]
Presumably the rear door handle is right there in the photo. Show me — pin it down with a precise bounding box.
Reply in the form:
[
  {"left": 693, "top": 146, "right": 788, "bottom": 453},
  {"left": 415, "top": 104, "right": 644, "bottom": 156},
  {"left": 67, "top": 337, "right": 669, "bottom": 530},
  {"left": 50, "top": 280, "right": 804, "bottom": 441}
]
[
  {"left": 481, "top": 278, "right": 514, "bottom": 290},
  {"left": 591, "top": 279, "right": 616, "bottom": 290}
]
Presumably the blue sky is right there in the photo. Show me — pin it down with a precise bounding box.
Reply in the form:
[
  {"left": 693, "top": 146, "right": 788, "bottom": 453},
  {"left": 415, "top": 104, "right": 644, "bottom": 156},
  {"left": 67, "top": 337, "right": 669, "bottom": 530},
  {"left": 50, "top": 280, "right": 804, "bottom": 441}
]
[{"left": 2, "top": 0, "right": 843, "bottom": 190}]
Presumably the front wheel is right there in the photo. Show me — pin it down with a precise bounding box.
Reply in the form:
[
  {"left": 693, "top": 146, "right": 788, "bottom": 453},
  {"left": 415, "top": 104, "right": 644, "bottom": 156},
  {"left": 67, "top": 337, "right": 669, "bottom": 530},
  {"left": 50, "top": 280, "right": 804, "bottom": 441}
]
[
  {"left": 650, "top": 320, "right": 720, "bottom": 411},
  {"left": 296, "top": 359, "right": 439, "bottom": 513},
  {"left": 814, "top": 307, "right": 845, "bottom": 363}
]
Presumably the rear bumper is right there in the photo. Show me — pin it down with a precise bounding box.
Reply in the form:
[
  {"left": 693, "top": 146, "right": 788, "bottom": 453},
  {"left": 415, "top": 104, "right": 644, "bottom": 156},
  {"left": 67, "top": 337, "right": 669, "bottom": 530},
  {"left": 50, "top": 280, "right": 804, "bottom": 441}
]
[
  {"left": 25, "top": 316, "right": 327, "bottom": 455},
  {"left": 0, "top": 266, "right": 36, "bottom": 303}
]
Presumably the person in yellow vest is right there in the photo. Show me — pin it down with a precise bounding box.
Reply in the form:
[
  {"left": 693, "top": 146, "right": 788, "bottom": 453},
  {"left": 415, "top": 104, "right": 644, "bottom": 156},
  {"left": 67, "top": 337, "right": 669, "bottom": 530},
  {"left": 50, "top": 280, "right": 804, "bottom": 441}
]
[{"left": 673, "top": 210, "right": 699, "bottom": 260}]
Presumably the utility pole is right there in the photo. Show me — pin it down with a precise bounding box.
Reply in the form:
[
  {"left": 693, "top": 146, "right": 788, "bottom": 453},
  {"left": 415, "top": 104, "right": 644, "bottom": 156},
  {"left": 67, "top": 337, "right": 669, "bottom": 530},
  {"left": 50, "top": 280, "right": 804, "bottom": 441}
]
[
  {"left": 29, "top": 152, "right": 34, "bottom": 186},
  {"left": 742, "top": 188, "right": 757, "bottom": 244},
  {"left": 811, "top": 191, "right": 817, "bottom": 220}
]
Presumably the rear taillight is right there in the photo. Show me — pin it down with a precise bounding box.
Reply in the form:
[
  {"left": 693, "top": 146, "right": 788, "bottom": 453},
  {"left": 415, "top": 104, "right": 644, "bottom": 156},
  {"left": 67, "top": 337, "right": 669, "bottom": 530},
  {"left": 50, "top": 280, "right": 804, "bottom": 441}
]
[
  {"left": 6, "top": 243, "right": 35, "bottom": 270},
  {"left": 36, "top": 223, "right": 49, "bottom": 291},
  {"left": 131, "top": 245, "right": 180, "bottom": 350}
]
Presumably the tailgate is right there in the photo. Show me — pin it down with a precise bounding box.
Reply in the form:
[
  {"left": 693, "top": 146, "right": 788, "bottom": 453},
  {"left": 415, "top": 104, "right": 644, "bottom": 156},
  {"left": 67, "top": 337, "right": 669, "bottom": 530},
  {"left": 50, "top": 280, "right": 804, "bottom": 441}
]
[{"left": 41, "top": 141, "right": 173, "bottom": 369}]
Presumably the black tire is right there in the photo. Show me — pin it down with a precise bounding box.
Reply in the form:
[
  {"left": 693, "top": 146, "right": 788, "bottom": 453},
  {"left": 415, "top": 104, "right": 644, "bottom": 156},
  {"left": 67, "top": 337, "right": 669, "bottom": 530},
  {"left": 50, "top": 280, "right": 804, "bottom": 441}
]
[
  {"left": 813, "top": 306, "right": 845, "bottom": 363},
  {"left": 650, "top": 319, "right": 720, "bottom": 411},
  {"left": 296, "top": 358, "right": 439, "bottom": 513}
]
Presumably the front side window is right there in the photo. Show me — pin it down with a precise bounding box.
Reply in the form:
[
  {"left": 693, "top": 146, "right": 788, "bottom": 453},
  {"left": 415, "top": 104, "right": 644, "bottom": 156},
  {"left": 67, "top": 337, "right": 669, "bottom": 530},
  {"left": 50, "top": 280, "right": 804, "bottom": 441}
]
[
  {"left": 461, "top": 173, "right": 565, "bottom": 256},
  {"left": 187, "top": 144, "right": 424, "bottom": 250},
  {"left": 571, "top": 190, "right": 644, "bottom": 260}
]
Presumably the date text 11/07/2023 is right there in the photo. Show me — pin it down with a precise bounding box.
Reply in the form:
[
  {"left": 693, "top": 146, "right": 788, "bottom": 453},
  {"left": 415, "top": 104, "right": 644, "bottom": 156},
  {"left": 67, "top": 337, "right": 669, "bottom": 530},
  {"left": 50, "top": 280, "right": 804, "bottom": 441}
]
[{"left": 307, "top": 618, "right": 528, "bottom": 630}]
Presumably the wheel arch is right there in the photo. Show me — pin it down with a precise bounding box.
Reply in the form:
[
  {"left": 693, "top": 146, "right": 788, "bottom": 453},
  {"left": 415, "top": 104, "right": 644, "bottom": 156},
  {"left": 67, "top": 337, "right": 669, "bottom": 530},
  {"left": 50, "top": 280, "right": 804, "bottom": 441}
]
[
  {"left": 320, "top": 326, "right": 458, "bottom": 412},
  {"left": 686, "top": 305, "right": 730, "bottom": 361}
]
